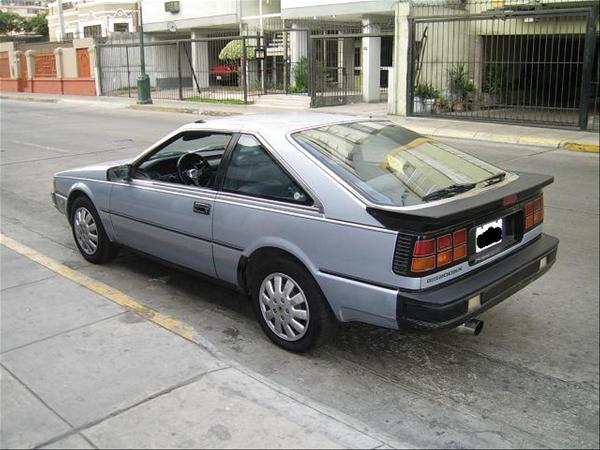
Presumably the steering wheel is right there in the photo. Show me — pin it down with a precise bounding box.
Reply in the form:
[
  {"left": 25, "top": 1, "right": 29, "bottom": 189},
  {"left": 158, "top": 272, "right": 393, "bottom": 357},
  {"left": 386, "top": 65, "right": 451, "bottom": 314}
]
[{"left": 176, "top": 152, "right": 211, "bottom": 186}]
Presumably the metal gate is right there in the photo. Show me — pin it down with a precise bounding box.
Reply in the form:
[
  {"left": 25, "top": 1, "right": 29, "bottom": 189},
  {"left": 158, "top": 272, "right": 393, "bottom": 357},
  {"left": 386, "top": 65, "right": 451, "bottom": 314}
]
[
  {"left": 97, "top": 36, "right": 260, "bottom": 104},
  {"left": 409, "top": 7, "right": 599, "bottom": 130},
  {"left": 310, "top": 31, "right": 393, "bottom": 107}
]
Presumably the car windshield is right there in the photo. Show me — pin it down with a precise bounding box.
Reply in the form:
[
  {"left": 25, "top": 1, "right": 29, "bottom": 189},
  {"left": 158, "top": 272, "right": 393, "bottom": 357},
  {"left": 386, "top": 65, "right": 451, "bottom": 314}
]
[{"left": 293, "top": 121, "right": 507, "bottom": 207}]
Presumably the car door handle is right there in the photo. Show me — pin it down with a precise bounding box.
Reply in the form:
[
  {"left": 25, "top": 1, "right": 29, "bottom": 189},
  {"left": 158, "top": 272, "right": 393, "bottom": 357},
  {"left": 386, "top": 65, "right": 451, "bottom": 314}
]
[{"left": 193, "top": 202, "right": 211, "bottom": 215}]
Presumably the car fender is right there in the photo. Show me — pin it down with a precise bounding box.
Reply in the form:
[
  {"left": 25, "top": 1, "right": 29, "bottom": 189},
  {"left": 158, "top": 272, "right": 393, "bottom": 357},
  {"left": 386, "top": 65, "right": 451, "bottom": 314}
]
[
  {"left": 243, "top": 236, "right": 320, "bottom": 278},
  {"left": 66, "top": 181, "right": 116, "bottom": 241}
]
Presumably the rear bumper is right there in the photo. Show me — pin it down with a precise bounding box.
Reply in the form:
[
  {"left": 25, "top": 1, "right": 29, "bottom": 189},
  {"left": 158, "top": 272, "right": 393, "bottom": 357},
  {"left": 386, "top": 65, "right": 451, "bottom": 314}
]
[{"left": 397, "top": 233, "right": 559, "bottom": 330}]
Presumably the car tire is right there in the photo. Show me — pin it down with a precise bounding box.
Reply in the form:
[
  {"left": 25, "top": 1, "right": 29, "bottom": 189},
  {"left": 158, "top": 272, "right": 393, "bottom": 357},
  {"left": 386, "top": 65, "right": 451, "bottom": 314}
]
[
  {"left": 250, "top": 256, "right": 336, "bottom": 352},
  {"left": 70, "top": 196, "right": 118, "bottom": 264}
]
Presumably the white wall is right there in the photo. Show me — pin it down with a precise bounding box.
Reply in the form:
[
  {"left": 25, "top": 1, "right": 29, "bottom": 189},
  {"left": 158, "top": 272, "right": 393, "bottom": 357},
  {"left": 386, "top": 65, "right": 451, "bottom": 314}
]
[
  {"left": 281, "top": 0, "right": 396, "bottom": 18},
  {"left": 142, "top": 0, "right": 237, "bottom": 25}
]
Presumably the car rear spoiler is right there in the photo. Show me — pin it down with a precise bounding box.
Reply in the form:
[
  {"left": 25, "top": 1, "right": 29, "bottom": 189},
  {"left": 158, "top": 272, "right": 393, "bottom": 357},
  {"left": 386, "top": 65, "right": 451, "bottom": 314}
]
[{"left": 367, "top": 172, "right": 554, "bottom": 233}]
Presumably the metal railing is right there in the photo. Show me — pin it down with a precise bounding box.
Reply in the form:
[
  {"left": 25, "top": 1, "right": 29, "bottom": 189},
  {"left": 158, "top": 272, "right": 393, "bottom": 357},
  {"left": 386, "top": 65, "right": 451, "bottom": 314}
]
[{"left": 408, "top": 4, "right": 599, "bottom": 130}]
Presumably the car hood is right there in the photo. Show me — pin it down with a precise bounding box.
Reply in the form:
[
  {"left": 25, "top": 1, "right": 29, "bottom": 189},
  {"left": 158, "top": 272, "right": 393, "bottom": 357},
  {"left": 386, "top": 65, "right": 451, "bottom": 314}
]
[{"left": 54, "top": 158, "right": 132, "bottom": 180}]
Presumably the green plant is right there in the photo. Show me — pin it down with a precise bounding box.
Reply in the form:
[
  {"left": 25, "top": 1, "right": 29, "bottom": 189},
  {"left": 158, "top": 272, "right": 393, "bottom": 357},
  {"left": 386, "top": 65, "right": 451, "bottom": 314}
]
[
  {"left": 219, "top": 40, "right": 255, "bottom": 61},
  {"left": 0, "top": 11, "right": 23, "bottom": 34},
  {"left": 0, "top": 12, "right": 48, "bottom": 36},
  {"left": 186, "top": 96, "right": 250, "bottom": 105},
  {"left": 288, "top": 58, "right": 333, "bottom": 93},
  {"left": 448, "top": 64, "right": 475, "bottom": 101},
  {"left": 22, "top": 14, "right": 48, "bottom": 37},
  {"left": 483, "top": 64, "right": 501, "bottom": 94},
  {"left": 291, "top": 57, "right": 309, "bottom": 92},
  {"left": 435, "top": 96, "right": 451, "bottom": 112},
  {"left": 415, "top": 82, "right": 439, "bottom": 99}
]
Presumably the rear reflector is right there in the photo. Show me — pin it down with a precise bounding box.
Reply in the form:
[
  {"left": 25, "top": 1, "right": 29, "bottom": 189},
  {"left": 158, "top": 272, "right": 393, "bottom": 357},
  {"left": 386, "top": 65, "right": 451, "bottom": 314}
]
[
  {"left": 413, "top": 239, "right": 435, "bottom": 256},
  {"left": 524, "top": 194, "right": 544, "bottom": 230},
  {"left": 437, "top": 234, "right": 452, "bottom": 251},
  {"left": 411, "top": 255, "right": 436, "bottom": 272},
  {"left": 437, "top": 249, "right": 453, "bottom": 267},
  {"left": 453, "top": 244, "right": 467, "bottom": 260},
  {"left": 453, "top": 229, "right": 466, "bottom": 245},
  {"left": 411, "top": 227, "right": 469, "bottom": 273}
]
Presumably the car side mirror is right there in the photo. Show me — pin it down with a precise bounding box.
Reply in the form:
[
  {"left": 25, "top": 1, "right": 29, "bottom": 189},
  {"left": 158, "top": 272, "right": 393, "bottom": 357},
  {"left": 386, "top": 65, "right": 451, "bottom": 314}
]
[{"left": 107, "top": 164, "right": 133, "bottom": 182}]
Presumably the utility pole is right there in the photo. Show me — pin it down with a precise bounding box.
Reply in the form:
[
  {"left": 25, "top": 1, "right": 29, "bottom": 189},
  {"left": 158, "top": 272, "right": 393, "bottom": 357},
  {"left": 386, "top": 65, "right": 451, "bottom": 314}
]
[
  {"left": 136, "top": 1, "right": 152, "bottom": 104},
  {"left": 57, "top": 0, "right": 65, "bottom": 42}
]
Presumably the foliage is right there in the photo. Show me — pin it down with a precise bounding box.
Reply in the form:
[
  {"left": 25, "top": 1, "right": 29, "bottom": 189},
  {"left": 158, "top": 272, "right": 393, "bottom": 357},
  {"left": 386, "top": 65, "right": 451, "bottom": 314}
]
[
  {"left": 219, "top": 39, "right": 255, "bottom": 61},
  {"left": 415, "top": 82, "right": 439, "bottom": 99},
  {"left": 447, "top": 63, "right": 475, "bottom": 100},
  {"left": 290, "top": 57, "right": 309, "bottom": 92},
  {"left": 22, "top": 14, "right": 48, "bottom": 36},
  {"left": 0, "top": 12, "right": 48, "bottom": 36},
  {"left": 186, "top": 96, "right": 250, "bottom": 105},
  {"left": 289, "top": 57, "right": 332, "bottom": 92},
  {"left": 0, "top": 12, "right": 22, "bottom": 34}
]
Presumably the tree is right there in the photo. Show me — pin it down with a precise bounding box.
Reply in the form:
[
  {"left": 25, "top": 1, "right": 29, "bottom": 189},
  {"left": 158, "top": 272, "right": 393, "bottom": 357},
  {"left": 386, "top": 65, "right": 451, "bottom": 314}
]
[
  {"left": 0, "top": 11, "right": 23, "bottom": 35},
  {"left": 22, "top": 14, "right": 48, "bottom": 37},
  {"left": 219, "top": 39, "right": 255, "bottom": 61}
]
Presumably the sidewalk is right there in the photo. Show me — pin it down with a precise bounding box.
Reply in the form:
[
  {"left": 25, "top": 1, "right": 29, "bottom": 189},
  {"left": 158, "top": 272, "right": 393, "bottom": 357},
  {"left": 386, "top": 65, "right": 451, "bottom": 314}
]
[
  {"left": 0, "top": 235, "right": 404, "bottom": 449},
  {"left": 1, "top": 92, "right": 598, "bottom": 152}
]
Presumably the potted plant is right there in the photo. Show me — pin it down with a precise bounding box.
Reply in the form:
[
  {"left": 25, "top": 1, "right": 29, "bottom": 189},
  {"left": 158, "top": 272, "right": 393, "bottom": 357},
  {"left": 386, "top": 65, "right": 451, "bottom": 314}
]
[
  {"left": 414, "top": 82, "right": 439, "bottom": 114},
  {"left": 448, "top": 64, "right": 475, "bottom": 112},
  {"left": 482, "top": 64, "right": 503, "bottom": 107}
]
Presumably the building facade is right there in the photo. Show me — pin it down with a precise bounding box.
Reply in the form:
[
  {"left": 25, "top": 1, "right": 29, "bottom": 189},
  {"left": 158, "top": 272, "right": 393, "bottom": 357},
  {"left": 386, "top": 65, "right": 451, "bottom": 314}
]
[
  {"left": 0, "top": 0, "right": 48, "bottom": 17},
  {"left": 46, "top": 0, "right": 138, "bottom": 41}
]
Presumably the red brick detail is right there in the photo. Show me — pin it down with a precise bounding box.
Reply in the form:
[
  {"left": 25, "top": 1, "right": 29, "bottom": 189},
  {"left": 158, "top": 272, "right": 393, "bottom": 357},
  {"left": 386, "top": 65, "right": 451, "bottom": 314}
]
[
  {"left": 0, "top": 52, "right": 10, "bottom": 78},
  {"left": 0, "top": 78, "right": 21, "bottom": 92},
  {"left": 34, "top": 53, "right": 57, "bottom": 77},
  {"left": 62, "top": 78, "right": 96, "bottom": 96}
]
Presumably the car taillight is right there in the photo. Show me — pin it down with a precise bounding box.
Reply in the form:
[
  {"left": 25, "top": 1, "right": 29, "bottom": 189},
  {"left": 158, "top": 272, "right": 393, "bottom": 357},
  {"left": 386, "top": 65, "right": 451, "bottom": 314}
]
[
  {"left": 411, "top": 227, "right": 468, "bottom": 273},
  {"left": 524, "top": 194, "right": 544, "bottom": 230}
]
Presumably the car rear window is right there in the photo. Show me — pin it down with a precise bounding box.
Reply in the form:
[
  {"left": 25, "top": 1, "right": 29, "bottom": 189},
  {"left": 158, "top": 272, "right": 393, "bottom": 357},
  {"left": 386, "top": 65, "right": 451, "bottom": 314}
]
[{"left": 293, "top": 121, "right": 507, "bottom": 207}]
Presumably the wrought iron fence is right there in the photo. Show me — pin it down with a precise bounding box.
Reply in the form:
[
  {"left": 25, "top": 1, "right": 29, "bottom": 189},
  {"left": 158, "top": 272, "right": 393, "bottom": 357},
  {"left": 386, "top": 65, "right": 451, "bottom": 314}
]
[
  {"left": 97, "top": 36, "right": 262, "bottom": 104},
  {"left": 409, "top": 2, "right": 599, "bottom": 130}
]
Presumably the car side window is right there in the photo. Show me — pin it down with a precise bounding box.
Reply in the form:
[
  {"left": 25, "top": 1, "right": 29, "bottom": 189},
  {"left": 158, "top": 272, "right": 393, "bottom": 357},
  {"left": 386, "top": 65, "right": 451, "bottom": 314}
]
[
  {"left": 136, "top": 132, "right": 231, "bottom": 188},
  {"left": 222, "top": 135, "right": 312, "bottom": 205}
]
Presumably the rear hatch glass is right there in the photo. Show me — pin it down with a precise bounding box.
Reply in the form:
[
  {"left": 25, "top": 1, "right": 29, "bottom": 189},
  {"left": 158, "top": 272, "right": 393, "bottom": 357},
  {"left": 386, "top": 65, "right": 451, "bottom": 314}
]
[{"left": 293, "top": 121, "right": 508, "bottom": 207}]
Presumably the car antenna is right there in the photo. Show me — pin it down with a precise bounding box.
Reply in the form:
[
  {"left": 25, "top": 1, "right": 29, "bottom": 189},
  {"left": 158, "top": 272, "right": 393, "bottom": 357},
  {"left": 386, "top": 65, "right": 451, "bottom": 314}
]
[{"left": 195, "top": 119, "right": 206, "bottom": 123}]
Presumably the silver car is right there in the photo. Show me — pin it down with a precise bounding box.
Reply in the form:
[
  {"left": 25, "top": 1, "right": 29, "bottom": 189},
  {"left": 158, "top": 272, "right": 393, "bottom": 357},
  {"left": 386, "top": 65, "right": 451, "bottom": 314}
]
[{"left": 52, "top": 113, "right": 559, "bottom": 351}]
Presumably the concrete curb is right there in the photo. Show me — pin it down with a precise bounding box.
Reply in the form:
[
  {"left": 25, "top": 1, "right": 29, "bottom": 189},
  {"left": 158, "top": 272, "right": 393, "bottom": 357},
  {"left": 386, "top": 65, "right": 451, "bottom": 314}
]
[
  {"left": 404, "top": 125, "right": 598, "bottom": 153},
  {"left": 562, "top": 142, "right": 600, "bottom": 153},
  {"left": 1, "top": 95, "right": 58, "bottom": 103},
  {"left": 127, "top": 103, "right": 240, "bottom": 117}
]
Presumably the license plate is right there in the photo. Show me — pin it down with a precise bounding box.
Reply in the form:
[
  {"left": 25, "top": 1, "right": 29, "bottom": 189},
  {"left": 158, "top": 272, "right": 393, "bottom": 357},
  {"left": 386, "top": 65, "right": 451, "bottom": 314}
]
[{"left": 475, "top": 218, "right": 504, "bottom": 253}]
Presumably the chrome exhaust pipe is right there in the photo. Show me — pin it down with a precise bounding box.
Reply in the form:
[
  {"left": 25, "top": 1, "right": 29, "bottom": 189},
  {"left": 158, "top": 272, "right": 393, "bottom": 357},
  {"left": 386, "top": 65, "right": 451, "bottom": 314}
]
[{"left": 456, "top": 319, "right": 484, "bottom": 336}]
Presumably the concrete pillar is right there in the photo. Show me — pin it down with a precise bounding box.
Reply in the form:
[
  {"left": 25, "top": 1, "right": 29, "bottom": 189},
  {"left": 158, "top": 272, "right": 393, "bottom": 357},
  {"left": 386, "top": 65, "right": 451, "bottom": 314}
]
[
  {"left": 54, "top": 48, "right": 64, "bottom": 79},
  {"left": 361, "top": 17, "right": 381, "bottom": 103},
  {"left": 25, "top": 50, "right": 35, "bottom": 80},
  {"left": 12, "top": 50, "right": 21, "bottom": 79},
  {"left": 290, "top": 23, "right": 308, "bottom": 87},
  {"left": 389, "top": 2, "right": 410, "bottom": 115},
  {"left": 89, "top": 45, "right": 102, "bottom": 96},
  {"left": 191, "top": 30, "right": 209, "bottom": 92}
]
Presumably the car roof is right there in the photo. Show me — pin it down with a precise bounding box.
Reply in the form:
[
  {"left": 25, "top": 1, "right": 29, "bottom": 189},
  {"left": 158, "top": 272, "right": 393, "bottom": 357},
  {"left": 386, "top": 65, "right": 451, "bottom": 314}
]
[{"left": 182, "top": 112, "right": 372, "bottom": 135}]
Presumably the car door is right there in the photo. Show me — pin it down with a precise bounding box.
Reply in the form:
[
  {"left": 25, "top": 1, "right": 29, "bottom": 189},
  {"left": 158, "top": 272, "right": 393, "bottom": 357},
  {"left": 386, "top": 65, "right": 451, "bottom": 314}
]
[
  {"left": 212, "top": 134, "right": 316, "bottom": 284},
  {"left": 108, "top": 130, "right": 232, "bottom": 277}
]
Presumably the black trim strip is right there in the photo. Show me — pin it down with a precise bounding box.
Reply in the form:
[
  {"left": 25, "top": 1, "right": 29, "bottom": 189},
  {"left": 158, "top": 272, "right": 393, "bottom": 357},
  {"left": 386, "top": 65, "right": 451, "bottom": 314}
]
[
  {"left": 319, "top": 268, "right": 398, "bottom": 291},
  {"left": 212, "top": 239, "right": 244, "bottom": 252},
  {"left": 107, "top": 209, "right": 244, "bottom": 251}
]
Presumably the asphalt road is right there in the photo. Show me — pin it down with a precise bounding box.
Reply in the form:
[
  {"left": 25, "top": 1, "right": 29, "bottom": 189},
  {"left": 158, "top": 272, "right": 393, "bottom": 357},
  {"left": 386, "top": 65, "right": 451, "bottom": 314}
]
[{"left": 1, "top": 99, "right": 599, "bottom": 448}]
